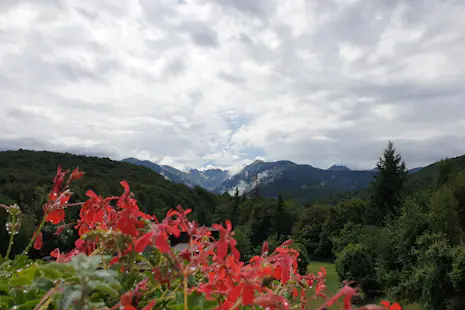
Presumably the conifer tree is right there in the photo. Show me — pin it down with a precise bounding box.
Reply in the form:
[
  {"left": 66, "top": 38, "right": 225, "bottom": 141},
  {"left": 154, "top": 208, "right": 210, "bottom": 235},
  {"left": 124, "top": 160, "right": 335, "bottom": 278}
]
[
  {"left": 369, "top": 141, "right": 408, "bottom": 224},
  {"left": 231, "top": 187, "right": 240, "bottom": 227}
]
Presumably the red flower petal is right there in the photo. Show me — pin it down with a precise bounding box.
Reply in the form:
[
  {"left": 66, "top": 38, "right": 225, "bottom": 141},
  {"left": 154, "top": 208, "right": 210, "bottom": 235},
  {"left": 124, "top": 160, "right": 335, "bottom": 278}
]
[
  {"left": 70, "top": 167, "right": 84, "bottom": 181},
  {"left": 50, "top": 248, "right": 60, "bottom": 258},
  {"left": 293, "top": 287, "right": 299, "bottom": 298},
  {"left": 134, "top": 232, "right": 154, "bottom": 253},
  {"left": 242, "top": 284, "right": 255, "bottom": 305},
  {"left": 46, "top": 209, "right": 65, "bottom": 224},
  {"left": 85, "top": 190, "right": 99, "bottom": 200},
  {"left": 262, "top": 241, "right": 269, "bottom": 255},
  {"left": 75, "top": 238, "right": 84, "bottom": 247},
  {"left": 380, "top": 301, "right": 390, "bottom": 309},
  {"left": 33, "top": 232, "right": 43, "bottom": 250},
  {"left": 142, "top": 300, "right": 156, "bottom": 310},
  {"left": 390, "top": 303, "right": 402, "bottom": 310},
  {"left": 227, "top": 283, "right": 244, "bottom": 303},
  {"left": 155, "top": 233, "right": 170, "bottom": 253},
  {"left": 110, "top": 256, "right": 120, "bottom": 266}
]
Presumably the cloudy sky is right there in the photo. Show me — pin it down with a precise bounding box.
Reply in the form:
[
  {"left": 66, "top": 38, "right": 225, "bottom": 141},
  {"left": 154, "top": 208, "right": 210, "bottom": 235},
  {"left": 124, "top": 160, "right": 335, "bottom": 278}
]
[{"left": 1, "top": 0, "right": 465, "bottom": 172}]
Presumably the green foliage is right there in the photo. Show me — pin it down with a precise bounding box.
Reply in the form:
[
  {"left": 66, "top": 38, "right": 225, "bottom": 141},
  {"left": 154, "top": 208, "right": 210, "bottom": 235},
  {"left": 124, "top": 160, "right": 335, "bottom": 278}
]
[
  {"left": 450, "top": 244, "right": 465, "bottom": 309},
  {"left": 427, "top": 186, "right": 462, "bottom": 245},
  {"left": 335, "top": 243, "right": 380, "bottom": 298},
  {"left": 410, "top": 233, "right": 454, "bottom": 310},
  {"left": 292, "top": 204, "right": 329, "bottom": 260}
]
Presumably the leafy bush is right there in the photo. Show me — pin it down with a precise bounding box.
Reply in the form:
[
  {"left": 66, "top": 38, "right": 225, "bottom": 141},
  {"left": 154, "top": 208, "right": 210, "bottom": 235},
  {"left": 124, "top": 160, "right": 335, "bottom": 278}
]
[
  {"left": 335, "top": 243, "right": 381, "bottom": 299},
  {"left": 0, "top": 167, "right": 399, "bottom": 310}
]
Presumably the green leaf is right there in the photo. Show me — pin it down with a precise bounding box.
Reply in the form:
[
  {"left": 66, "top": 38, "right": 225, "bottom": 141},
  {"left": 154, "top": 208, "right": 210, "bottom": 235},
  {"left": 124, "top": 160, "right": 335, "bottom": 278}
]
[
  {"left": 89, "top": 301, "right": 107, "bottom": 308},
  {"left": 95, "top": 269, "right": 118, "bottom": 283},
  {"left": 15, "top": 265, "right": 37, "bottom": 282},
  {"left": 167, "top": 303, "right": 185, "bottom": 310},
  {"left": 32, "top": 277, "right": 55, "bottom": 291},
  {"left": 88, "top": 280, "right": 119, "bottom": 297},
  {"left": 0, "top": 283, "right": 9, "bottom": 294},
  {"left": 58, "top": 288, "right": 82, "bottom": 310},
  {"left": 201, "top": 300, "right": 218, "bottom": 309},
  {"left": 17, "top": 299, "right": 44, "bottom": 310},
  {"left": 8, "top": 276, "right": 32, "bottom": 286},
  {"left": 37, "top": 265, "right": 63, "bottom": 280},
  {"left": 0, "top": 295, "right": 13, "bottom": 304}
]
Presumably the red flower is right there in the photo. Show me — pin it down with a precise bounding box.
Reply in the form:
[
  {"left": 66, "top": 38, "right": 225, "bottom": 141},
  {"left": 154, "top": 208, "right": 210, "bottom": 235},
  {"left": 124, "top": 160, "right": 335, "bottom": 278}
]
[
  {"left": 319, "top": 283, "right": 358, "bottom": 310},
  {"left": 33, "top": 232, "right": 43, "bottom": 250},
  {"left": 115, "top": 209, "right": 144, "bottom": 237},
  {"left": 381, "top": 300, "right": 402, "bottom": 310},
  {"left": 242, "top": 283, "right": 255, "bottom": 305},
  {"left": 54, "top": 225, "right": 66, "bottom": 235},
  {"left": 253, "top": 294, "right": 290, "bottom": 310},
  {"left": 155, "top": 232, "right": 170, "bottom": 253},
  {"left": 212, "top": 220, "right": 240, "bottom": 261},
  {"left": 69, "top": 167, "right": 84, "bottom": 181},
  {"left": 49, "top": 166, "right": 67, "bottom": 201},
  {"left": 134, "top": 231, "right": 155, "bottom": 253},
  {"left": 46, "top": 208, "right": 65, "bottom": 224}
]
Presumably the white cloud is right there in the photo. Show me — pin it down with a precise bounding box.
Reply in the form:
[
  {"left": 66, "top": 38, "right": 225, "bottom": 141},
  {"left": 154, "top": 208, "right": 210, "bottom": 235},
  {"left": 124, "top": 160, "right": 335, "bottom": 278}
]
[{"left": 1, "top": 0, "right": 465, "bottom": 171}]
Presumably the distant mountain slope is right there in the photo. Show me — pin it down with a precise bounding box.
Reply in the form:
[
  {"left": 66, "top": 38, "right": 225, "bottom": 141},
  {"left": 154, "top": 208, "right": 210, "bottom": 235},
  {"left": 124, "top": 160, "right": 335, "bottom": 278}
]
[
  {"left": 255, "top": 164, "right": 375, "bottom": 203},
  {"left": 214, "top": 160, "right": 375, "bottom": 203},
  {"left": 407, "top": 167, "right": 423, "bottom": 174},
  {"left": 327, "top": 165, "right": 351, "bottom": 172},
  {"left": 187, "top": 168, "right": 229, "bottom": 190},
  {"left": 122, "top": 158, "right": 229, "bottom": 191},
  {"left": 214, "top": 160, "right": 298, "bottom": 195}
]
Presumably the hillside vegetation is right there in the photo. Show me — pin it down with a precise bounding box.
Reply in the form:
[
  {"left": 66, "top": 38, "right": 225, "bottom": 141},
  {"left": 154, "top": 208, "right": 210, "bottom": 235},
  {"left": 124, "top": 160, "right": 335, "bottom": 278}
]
[{"left": 0, "top": 150, "right": 224, "bottom": 258}]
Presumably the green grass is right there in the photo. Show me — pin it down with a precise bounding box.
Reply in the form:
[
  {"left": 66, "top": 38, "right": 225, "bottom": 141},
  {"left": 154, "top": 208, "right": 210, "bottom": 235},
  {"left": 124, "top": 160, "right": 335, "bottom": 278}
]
[
  {"left": 307, "top": 261, "right": 341, "bottom": 309},
  {"left": 306, "top": 262, "right": 420, "bottom": 310}
]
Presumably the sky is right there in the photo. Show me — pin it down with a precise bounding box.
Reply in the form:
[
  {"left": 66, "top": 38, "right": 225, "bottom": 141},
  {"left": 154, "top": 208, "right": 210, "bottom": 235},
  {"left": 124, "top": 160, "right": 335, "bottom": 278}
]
[{"left": 1, "top": 0, "right": 465, "bottom": 173}]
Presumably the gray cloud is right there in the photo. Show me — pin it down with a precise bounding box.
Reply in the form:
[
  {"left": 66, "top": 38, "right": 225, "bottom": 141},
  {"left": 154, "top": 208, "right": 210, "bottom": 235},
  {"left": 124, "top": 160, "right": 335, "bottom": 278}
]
[
  {"left": 1, "top": 0, "right": 465, "bottom": 171},
  {"left": 178, "top": 20, "right": 218, "bottom": 47}
]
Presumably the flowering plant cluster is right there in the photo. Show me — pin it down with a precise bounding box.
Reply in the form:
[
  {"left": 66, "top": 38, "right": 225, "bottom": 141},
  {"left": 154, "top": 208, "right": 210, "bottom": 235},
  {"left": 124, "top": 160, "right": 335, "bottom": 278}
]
[{"left": 0, "top": 167, "right": 401, "bottom": 310}]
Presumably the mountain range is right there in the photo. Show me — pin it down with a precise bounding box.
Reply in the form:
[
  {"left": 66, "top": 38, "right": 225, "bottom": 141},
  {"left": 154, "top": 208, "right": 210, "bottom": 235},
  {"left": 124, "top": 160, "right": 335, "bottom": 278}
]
[
  {"left": 122, "top": 157, "right": 424, "bottom": 203},
  {"left": 122, "top": 158, "right": 229, "bottom": 191}
]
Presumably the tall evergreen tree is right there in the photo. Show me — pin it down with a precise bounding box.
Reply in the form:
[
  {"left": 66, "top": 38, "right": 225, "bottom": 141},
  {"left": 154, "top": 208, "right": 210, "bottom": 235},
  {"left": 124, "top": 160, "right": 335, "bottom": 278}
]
[
  {"left": 231, "top": 187, "right": 241, "bottom": 227},
  {"left": 271, "top": 192, "right": 292, "bottom": 237},
  {"left": 369, "top": 141, "right": 408, "bottom": 224}
]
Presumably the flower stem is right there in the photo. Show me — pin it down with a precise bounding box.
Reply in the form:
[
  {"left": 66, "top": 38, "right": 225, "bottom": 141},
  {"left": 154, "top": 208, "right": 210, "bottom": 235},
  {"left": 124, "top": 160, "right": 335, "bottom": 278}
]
[
  {"left": 184, "top": 272, "right": 188, "bottom": 310},
  {"left": 10, "top": 214, "right": 46, "bottom": 270},
  {"left": 5, "top": 217, "right": 15, "bottom": 259}
]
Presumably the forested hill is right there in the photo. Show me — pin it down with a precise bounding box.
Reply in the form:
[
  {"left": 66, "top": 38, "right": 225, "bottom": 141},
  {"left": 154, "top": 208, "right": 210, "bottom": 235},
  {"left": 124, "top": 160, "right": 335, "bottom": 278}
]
[
  {"left": 407, "top": 153, "right": 465, "bottom": 191},
  {"left": 0, "top": 149, "right": 220, "bottom": 222}
]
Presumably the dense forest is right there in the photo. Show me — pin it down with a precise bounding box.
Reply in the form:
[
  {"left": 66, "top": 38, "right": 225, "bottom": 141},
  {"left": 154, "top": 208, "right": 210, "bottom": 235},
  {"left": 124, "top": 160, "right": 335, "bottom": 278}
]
[{"left": 1, "top": 145, "right": 465, "bottom": 309}]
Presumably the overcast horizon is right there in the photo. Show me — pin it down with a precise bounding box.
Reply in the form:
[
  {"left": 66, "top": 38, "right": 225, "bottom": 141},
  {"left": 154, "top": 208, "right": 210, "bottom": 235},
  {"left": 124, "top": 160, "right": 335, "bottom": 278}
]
[{"left": 1, "top": 0, "right": 465, "bottom": 173}]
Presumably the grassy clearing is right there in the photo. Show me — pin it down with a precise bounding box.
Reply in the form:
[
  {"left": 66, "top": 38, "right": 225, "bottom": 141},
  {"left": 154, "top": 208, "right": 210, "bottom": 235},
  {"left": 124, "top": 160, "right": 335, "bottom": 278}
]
[
  {"left": 307, "top": 261, "right": 341, "bottom": 309},
  {"left": 306, "top": 261, "right": 419, "bottom": 310}
]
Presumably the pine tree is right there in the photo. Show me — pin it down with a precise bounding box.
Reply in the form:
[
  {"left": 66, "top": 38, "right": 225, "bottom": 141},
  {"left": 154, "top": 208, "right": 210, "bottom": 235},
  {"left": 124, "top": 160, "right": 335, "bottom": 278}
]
[
  {"left": 231, "top": 187, "right": 240, "bottom": 227},
  {"left": 271, "top": 192, "right": 292, "bottom": 237},
  {"left": 369, "top": 141, "right": 408, "bottom": 224}
]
